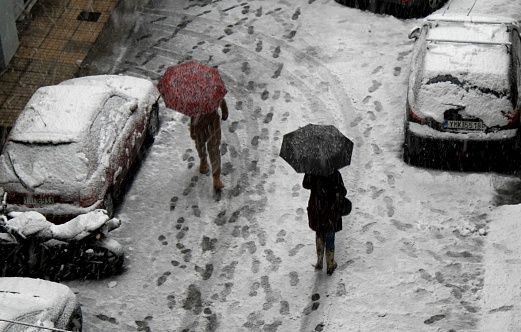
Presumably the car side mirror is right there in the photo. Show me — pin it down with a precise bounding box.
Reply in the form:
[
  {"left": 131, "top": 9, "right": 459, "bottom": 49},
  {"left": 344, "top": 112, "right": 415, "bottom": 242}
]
[{"left": 408, "top": 27, "right": 421, "bottom": 40}]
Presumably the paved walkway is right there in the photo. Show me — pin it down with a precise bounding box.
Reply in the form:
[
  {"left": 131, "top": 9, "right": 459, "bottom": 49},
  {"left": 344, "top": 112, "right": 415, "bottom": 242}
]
[{"left": 0, "top": 0, "right": 118, "bottom": 131}]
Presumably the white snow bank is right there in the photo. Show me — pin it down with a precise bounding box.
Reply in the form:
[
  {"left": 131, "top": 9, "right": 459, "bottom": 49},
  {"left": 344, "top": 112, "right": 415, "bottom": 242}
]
[
  {"left": 480, "top": 204, "right": 521, "bottom": 331},
  {"left": 6, "top": 209, "right": 115, "bottom": 241},
  {"left": 51, "top": 209, "right": 116, "bottom": 241}
]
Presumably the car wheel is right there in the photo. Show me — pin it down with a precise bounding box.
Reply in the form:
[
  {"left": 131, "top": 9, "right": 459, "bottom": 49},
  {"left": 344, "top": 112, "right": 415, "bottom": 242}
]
[
  {"left": 66, "top": 306, "right": 83, "bottom": 332},
  {"left": 336, "top": 0, "right": 355, "bottom": 6},
  {"left": 403, "top": 125, "right": 418, "bottom": 165},
  {"left": 85, "top": 240, "right": 124, "bottom": 279},
  {"left": 368, "top": 0, "right": 377, "bottom": 12},
  {"left": 145, "top": 102, "right": 160, "bottom": 146},
  {"left": 103, "top": 190, "right": 114, "bottom": 218},
  {"left": 356, "top": 0, "right": 368, "bottom": 10}
]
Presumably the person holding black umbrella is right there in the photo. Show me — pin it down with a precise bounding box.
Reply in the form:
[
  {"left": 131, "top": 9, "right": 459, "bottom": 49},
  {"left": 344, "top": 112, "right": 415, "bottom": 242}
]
[
  {"left": 279, "top": 124, "right": 353, "bottom": 274},
  {"left": 303, "top": 169, "right": 347, "bottom": 275}
]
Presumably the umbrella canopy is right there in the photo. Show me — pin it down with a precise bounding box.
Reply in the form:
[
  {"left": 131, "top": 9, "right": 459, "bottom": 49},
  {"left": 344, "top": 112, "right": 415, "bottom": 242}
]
[
  {"left": 157, "top": 61, "right": 227, "bottom": 117},
  {"left": 279, "top": 124, "right": 354, "bottom": 176}
]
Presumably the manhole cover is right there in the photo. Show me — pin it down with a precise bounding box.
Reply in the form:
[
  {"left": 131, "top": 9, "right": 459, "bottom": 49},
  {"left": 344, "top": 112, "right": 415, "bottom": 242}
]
[{"left": 77, "top": 11, "right": 101, "bottom": 22}]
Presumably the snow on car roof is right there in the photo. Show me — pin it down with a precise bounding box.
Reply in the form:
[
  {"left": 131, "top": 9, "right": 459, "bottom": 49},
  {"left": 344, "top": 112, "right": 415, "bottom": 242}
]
[
  {"left": 59, "top": 74, "right": 160, "bottom": 108},
  {"left": 427, "top": 20, "right": 511, "bottom": 44},
  {"left": 8, "top": 85, "right": 114, "bottom": 144}
]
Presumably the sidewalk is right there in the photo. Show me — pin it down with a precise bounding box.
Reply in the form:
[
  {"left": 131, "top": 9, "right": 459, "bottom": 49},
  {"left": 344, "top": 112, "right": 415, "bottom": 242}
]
[{"left": 0, "top": 0, "right": 118, "bottom": 132}]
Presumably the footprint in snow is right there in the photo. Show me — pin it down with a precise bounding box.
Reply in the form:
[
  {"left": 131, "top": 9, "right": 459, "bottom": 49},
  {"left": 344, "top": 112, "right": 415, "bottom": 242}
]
[
  {"left": 289, "top": 271, "right": 299, "bottom": 286},
  {"left": 242, "top": 62, "right": 251, "bottom": 75},
  {"left": 170, "top": 196, "right": 178, "bottom": 211},
  {"left": 273, "top": 46, "right": 281, "bottom": 58},
  {"left": 368, "top": 80, "right": 382, "bottom": 93},
  {"left": 157, "top": 271, "right": 171, "bottom": 286},
  {"left": 292, "top": 8, "right": 301, "bottom": 20},
  {"left": 158, "top": 234, "right": 168, "bottom": 245},
  {"left": 366, "top": 242, "right": 374, "bottom": 254}
]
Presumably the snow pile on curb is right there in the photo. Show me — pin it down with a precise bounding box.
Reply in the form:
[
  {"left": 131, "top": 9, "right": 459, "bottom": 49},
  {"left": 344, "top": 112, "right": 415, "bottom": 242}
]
[{"left": 480, "top": 204, "right": 521, "bottom": 331}]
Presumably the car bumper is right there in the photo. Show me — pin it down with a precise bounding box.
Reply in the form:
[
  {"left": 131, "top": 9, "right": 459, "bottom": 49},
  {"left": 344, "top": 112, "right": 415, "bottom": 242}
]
[
  {"left": 379, "top": 0, "right": 419, "bottom": 7},
  {"left": 405, "top": 122, "right": 521, "bottom": 171}
]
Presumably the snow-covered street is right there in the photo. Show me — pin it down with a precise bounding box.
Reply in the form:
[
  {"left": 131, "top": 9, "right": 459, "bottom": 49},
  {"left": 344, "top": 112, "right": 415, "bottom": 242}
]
[{"left": 64, "top": 0, "right": 521, "bottom": 331}]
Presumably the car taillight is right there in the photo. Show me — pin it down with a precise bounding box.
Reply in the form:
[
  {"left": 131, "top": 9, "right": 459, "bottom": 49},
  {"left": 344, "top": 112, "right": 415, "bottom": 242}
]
[
  {"left": 506, "top": 109, "right": 519, "bottom": 125},
  {"left": 80, "top": 195, "right": 97, "bottom": 208},
  {"left": 409, "top": 104, "right": 427, "bottom": 123}
]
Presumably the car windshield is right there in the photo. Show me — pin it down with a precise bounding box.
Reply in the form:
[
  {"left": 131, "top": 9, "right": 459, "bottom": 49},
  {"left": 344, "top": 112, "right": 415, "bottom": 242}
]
[
  {"left": 415, "top": 42, "right": 513, "bottom": 126},
  {"left": 6, "top": 142, "right": 89, "bottom": 190}
]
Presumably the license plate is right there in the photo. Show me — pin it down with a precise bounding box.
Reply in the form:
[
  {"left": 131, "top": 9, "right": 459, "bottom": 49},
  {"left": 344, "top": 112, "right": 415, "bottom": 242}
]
[
  {"left": 444, "top": 120, "right": 485, "bottom": 131},
  {"left": 24, "top": 196, "right": 54, "bottom": 205}
]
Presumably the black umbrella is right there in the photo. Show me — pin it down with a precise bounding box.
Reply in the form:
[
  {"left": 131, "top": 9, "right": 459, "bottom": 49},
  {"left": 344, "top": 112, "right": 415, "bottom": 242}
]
[{"left": 279, "top": 124, "right": 354, "bottom": 176}]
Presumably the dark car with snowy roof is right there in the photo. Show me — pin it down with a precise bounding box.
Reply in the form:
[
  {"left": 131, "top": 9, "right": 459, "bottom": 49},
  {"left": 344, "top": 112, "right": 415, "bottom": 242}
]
[
  {"left": 336, "top": 0, "right": 447, "bottom": 17},
  {"left": 0, "top": 75, "right": 160, "bottom": 221},
  {"left": 403, "top": 14, "right": 521, "bottom": 171}
]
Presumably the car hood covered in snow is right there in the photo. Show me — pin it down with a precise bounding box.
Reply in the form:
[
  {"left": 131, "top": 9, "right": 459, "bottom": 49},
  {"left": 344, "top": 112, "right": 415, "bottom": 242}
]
[{"left": 0, "top": 277, "right": 79, "bottom": 331}]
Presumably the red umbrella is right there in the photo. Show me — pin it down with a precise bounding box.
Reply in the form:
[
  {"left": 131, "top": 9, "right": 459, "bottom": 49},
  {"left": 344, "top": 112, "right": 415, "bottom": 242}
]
[{"left": 157, "top": 61, "right": 227, "bottom": 117}]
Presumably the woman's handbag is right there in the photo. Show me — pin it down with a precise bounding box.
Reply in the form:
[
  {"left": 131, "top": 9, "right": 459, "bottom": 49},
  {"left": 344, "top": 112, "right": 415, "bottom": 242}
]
[{"left": 336, "top": 196, "right": 352, "bottom": 216}]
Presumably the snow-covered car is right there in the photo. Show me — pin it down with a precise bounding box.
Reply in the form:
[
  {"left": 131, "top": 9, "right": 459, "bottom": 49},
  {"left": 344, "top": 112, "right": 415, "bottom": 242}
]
[
  {"left": 403, "top": 14, "right": 521, "bottom": 170},
  {"left": 335, "top": 0, "right": 446, "bottom": 17},
  {"left": 0, "top": 75, "right": 160, "bottom": 221},
  {"left": 0, "top": 277, "right": 82, "bottom": 331}
]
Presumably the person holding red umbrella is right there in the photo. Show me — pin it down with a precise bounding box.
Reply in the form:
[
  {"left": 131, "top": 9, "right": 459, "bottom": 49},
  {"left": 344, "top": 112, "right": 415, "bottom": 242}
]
[
  {"left": 190, "top": 98, "right": 228, "bottom": 189},
  {"left": 157, "top": 61, "right": 229, "bottom": 190}
]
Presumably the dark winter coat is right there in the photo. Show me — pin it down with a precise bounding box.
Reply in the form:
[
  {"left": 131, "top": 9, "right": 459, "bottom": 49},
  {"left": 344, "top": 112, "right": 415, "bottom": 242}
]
[
  {"left": 189, "top": 98, "right": 229, "bottom": 142},
  {"left": 303, "top": 170, "right": 347, "bottom": 233}
]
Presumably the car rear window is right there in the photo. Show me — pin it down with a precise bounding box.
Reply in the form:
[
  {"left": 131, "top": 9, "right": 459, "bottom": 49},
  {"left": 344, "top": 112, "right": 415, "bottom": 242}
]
[
  {"left": 416, "top": 43, "right": 514, "bottom": 127},
  {"left": 6, "top": 142, "right": 89, "bottom": 187}
]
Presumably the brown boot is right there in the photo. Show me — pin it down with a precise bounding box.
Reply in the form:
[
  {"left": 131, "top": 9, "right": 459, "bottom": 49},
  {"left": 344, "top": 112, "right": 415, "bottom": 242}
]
[
  {"left": 199, "top": 159, "right": 209, "bottom": 174},
  {"left": 212, "top": 171, "right": 224, "bottom": 190},
  {"left": 315, "top": 236, "right": 325, "bottom": 270},
  {"left": 326, "top": 249, "right": 337, "bottom": 275}
]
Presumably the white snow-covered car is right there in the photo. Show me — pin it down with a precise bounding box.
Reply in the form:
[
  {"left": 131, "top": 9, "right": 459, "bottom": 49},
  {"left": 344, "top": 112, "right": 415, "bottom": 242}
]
[
  {"left": 0, "top": 75, "right": 160, "bottom": 221},
  {"left": 0, "top": 277, "right": 82, "bottom": 331},
  {"left": 403, "top": 14, "right": 521, "bottom": 171}
]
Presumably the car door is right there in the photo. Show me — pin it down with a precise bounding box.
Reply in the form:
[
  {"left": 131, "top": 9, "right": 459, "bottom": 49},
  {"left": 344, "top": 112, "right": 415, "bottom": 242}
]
[{"left": 513, "top": 28, "right": 521, "bottom": 114}]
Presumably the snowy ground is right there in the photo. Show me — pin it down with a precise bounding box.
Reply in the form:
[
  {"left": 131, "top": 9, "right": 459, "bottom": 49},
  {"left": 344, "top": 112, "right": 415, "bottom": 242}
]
[{"left": 62, "top": 0, "right": 521, "bottom": 331}]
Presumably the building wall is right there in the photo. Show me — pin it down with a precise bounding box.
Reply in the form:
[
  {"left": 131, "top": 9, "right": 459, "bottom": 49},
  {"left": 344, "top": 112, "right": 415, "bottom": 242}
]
[{"left": 0, "top": 0, "right": 19, "bottom": 69}]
